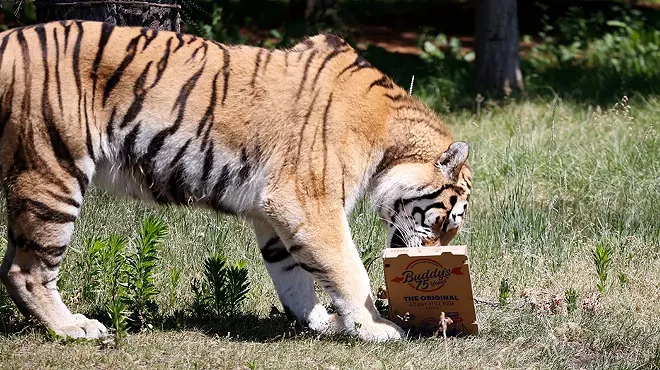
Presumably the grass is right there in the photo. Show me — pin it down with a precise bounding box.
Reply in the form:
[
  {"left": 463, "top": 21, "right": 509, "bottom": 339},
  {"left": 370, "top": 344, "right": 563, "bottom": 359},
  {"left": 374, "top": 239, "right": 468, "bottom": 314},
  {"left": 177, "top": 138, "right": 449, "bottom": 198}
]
[{"left": 0, "top": 93, "right": 658, "bottom": 369}]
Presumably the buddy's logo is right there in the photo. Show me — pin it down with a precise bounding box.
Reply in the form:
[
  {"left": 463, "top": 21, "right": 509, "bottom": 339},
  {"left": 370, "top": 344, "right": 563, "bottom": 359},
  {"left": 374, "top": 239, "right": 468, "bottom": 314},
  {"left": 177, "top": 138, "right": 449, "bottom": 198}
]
[{"left": 391, "top": 258, "right": 464, "bottom": 292}]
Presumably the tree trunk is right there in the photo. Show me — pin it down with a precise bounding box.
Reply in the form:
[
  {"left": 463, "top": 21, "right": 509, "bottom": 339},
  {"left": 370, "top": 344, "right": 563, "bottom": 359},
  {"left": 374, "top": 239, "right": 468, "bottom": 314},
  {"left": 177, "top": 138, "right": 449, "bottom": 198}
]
[
  {"left": 288, "top": 0, "right": 334, "bottom": 23},
  {"left": 475, "top": 0, "right": 524, "bottom": 97},
  {"left": 34, "top": 0, "right": 181, "bottom": 32},
  {"left": 288, "top": 0, "right": 308, "bottom": 22}
]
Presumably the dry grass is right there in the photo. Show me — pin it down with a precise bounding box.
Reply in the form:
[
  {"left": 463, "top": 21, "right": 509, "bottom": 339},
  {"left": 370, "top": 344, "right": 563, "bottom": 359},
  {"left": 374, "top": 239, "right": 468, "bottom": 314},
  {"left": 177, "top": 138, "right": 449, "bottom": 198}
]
[{"left": 1, "top": 95, "right": 659, "bottom": 369}]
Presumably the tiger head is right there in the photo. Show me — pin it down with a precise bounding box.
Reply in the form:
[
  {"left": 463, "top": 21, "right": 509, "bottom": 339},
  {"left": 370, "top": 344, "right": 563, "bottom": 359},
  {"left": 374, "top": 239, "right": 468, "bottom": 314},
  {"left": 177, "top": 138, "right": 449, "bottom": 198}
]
[{"left": 374, "top": 141, "right": 471, "bottom": 248}]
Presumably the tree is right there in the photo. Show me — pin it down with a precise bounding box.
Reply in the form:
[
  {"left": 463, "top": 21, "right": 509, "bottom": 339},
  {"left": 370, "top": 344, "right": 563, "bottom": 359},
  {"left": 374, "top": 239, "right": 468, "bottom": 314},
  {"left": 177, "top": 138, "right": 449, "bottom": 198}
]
[
  {"left": 288, "top": 0, "right": 335, "bottom": 25},
  {"left": 475, "top": 0, "right": 525, "bottom": 97},
  {"left": 34, "top": 0, "right": 181, "bottom": 31}
]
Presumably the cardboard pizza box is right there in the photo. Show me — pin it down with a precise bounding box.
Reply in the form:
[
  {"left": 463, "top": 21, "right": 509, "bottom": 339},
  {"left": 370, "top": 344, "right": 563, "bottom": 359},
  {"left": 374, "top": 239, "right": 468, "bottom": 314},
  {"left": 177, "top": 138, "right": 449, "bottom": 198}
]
[{"left": 382, "top": 245, "right": 478, "bottom": 336}]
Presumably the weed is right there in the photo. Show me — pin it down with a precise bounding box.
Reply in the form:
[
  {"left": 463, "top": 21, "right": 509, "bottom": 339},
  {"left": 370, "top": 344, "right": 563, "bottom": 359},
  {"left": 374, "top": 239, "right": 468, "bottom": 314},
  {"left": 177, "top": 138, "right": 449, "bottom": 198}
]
[
  {"left": 103, "top": 234, "right": 130, "bottom": 344},
  {"left": 81, "top": 237, "right": 105, "bottom": 304},
  {"left": 78, "top": 216, "right": 169, "bottom": 341},
  {"left": 124, "top": 215, "right": 168, "bottom": 331},
  {"left": 107, "top": 299, "right": 128, "bottom": 346},
  {"left": 167, "top": 267, "right": 181, "bottom": 312},
  {"left": 498, "top": 278, "right": 512, "bottom": 305},
  {"left": 191, "top": 252, "right": 250, "bottom": 320},
  {"left": 188, "top": 2, "right": 248, "bottom": 45},
  {"left": 525, "top": 4, "right": 660, "bottom": 101},
  {"left": 45, "top": 328, "right": 90, "bottom": 345},
  {"left": 0, "top": 284, "right": 13, "bottom": 317},
  {"left": 565, "top": 288, "right": 579, "bottom": 314},
  {"left": 618, "top": 272, "right": 628, "bottom": 287},
  {"left": 593, "top": 241, "right": 614, "bottom": 294}
]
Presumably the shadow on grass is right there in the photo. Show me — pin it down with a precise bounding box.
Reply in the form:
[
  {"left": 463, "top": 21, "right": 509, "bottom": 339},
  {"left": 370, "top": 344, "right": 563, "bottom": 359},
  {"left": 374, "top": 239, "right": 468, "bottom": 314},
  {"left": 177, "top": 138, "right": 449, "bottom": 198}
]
[
  {"left": 0, "top": 308, "right": 312, "bottom": 343},
  {"left": 154, "top": 308, "right": 313, "bottom": 342},
  {"left": 0, "top": 316, "right": 32, "bottom": 338},
  {"left": 347, "top": 40, "right": 660, "bottom": 110},
  {"left": 523, "top": 63, "right": 660, "bottom": 105},
  {"left": 0, "top": 304, "right": 453, "bottom": 342}
]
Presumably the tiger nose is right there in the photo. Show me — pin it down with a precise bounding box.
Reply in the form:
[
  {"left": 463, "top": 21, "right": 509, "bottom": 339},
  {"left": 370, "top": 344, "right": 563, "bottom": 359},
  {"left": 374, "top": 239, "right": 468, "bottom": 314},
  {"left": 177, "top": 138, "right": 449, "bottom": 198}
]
[
  {"left": 446, "top": 216, "right": 461, "bottom": 230},
  {"left": 446, "top": 221, "right": 459, "bottom": 231}
]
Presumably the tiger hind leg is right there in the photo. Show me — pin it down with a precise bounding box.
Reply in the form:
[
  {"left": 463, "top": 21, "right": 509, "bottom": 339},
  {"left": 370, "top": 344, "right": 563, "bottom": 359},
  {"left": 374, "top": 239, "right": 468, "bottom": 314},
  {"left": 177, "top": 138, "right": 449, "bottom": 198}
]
[
  {"left": 0, "top": 171, "right": 107, "bottom": 340},
  {"left": 253, "top": 219, "right": 343, "bottom": 334}
]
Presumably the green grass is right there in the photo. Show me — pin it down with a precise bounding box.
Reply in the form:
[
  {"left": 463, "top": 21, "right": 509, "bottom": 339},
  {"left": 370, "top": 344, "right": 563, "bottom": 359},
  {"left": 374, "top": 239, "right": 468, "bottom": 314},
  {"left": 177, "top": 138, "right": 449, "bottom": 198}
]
[{"left": 0, "top": 95, "right": 659, "bottom": 369}]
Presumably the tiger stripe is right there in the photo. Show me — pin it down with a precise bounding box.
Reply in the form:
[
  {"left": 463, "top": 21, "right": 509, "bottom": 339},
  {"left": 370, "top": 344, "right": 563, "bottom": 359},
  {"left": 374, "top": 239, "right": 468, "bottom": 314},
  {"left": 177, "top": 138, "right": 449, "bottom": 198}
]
[
  {"left": 186, "top": 42, "right": 207, "bottom": 64},
  {"left": 119, "top": 61, "right": 153, "bottom": 129},
  {"left": 60, "top": 20, "right": 72, "bottom": 53},
  {"left": 0, "top": 64, "right": 15, "bottom": 138},
  {"left": 296, "top": 49, "right": 318, "bottom": 100},
  {"left": 174, "top": 32, "right": 185, "bottom": 52},
  {"left": 262, "top": 50, "right": 272, "bottom": 74},
  {"left": 14, "top": 197, "right": 76, "bottom": 224},
  {"left": 196, "top": 71, "right": 220, "bottom": 151},
  {"left": 144, "top": 62, "right": 205, "bottom": 160},
  {"left": 368, "top": 76, "right": 393, "bottom": 91},
  {"left": 52, "top": 28, "right": 64, "bottom": 113},
  {"left": 311, "top": 48, "right": 347, "bottom": 90},
  {"left": 251, "top": 49, "right": 264, "bottom": 88},
  {"left": 201, "top": 142, "right": 214, "bottom": 184},
  {"left": 91, "top": 23, "right": 113, "bottom": 107},
  {"left": 83, "top": 94, "right": 95, "bottom": 161},
  {"left": 120, "top": 122, "right": 140, "bottom": 161},
  {"left": 72, "top": 21, "right": 83, "bottom": 106},
  {"left": 216, "top": 42, "right": 231, "bottom": 105},
  {"left": 260, "top": 237, "right": 290, "bottom": 263},
  {"left": 339, "top": 55, "right": 373, "bottom": 76}
]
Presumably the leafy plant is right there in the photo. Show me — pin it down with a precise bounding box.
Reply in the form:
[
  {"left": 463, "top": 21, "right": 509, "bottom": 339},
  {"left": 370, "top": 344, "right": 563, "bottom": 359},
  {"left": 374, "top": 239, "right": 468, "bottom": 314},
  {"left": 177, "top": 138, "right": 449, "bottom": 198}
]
[
  {"left": 191, "top": 252, "right": 250, "bottom": 320},
  {"left": 81, "top": 237, "right": 105, "bottom": 303},
  {"left": 618, "top": 272, "right": 628, "bottom": 287},
  {"left": 107, "top": 299, "right": 128, "bottom": 346},
  {"left": 193, "top": 3, "right": 248, "bottom": 44},
  {"left": 593, "top": 241, "right": 614, "bottom": 294},
  {"left": 565, "top": 288, "right": 579, "bottom": 314},
  {"left": 223, "top": 260, "right": 250, "bottom": 317},
  {"left": 79, "top": 216, "right": 170, "bottom": 341},
  {"left": 498, "top": 278, "right": 512, "bottom": 305},
  {"left": 168, "top": 267, "right": 181, "bottom": 312},
  {"left": 103, "top": 234, "right": 130, "bottom": 345},
  {"left": 124, "top": 215, "right": 168, "bottom": 331},
  {"left": 525, "top": 4, "right": 660, "bottom": 100},
  {"left": 0, "top": 283, "right": 13, "bottom": 316}
]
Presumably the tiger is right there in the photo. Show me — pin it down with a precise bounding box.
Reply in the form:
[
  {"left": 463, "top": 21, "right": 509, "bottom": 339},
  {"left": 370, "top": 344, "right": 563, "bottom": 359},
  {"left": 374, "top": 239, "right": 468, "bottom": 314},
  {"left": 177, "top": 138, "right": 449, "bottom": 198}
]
[{"left": 0, "top": 20, "right": 472, "bottom": 342}]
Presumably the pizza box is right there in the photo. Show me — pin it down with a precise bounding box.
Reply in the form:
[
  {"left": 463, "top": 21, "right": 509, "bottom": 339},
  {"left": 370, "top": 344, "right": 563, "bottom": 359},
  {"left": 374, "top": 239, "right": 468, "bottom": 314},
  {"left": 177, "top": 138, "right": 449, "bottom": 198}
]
[{"left": 382, "top": 245, "right": 478, "bottom": 336}]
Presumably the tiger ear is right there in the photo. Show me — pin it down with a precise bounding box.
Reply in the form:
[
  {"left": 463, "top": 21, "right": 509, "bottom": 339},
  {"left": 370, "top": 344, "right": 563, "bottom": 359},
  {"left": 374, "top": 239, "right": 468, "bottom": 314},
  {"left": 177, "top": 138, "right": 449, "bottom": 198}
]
[{"left": 435, "top": 141, "right": 469, "bottom": 181}]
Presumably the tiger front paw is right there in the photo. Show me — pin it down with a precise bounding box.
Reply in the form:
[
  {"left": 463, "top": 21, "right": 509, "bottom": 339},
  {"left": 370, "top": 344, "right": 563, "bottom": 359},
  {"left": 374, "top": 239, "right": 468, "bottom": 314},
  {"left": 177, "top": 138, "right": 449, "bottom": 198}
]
[
  {"left": 52, "top": 314, "right": 108, "bottom": 340},
  {"left": 352, "top": 317, "right": 405, "bottom": 342},
  {"left": 303, "top": 304, "right": 344, "bottom": 334},
  {"left": 307, "top": 312, "right": 343, "bottom": 335}
]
